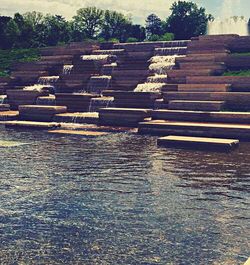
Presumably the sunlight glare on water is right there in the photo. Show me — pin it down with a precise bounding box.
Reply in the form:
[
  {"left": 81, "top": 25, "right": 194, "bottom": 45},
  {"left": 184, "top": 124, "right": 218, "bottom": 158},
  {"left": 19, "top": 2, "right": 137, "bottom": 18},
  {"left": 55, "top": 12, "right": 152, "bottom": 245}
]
[{"left": 0, "top": 128, "right": 249, "bottom": 264}]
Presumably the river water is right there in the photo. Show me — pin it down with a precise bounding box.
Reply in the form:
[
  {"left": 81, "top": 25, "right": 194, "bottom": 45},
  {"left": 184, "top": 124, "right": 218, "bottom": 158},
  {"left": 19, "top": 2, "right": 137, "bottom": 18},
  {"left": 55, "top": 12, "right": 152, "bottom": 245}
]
[{"left": 0, "top": 127, "right": 249, "bottom": 264}]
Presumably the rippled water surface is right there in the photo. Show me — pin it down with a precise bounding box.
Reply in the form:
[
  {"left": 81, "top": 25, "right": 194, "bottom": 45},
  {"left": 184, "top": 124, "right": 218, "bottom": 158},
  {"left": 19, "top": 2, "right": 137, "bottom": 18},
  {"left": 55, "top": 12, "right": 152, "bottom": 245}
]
[{"left": 0, "top": 127, "right": 249, "bottom": 264}]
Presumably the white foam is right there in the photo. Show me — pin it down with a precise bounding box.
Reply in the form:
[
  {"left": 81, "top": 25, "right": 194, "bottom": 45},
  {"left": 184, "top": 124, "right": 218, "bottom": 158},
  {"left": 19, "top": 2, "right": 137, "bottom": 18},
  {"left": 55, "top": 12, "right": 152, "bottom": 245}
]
[
  {"left": 134, "top": 83, "right": 165, "bottom": 93},
  {"left": 81, "top": 55, "right": 110, "bottom": 61}
]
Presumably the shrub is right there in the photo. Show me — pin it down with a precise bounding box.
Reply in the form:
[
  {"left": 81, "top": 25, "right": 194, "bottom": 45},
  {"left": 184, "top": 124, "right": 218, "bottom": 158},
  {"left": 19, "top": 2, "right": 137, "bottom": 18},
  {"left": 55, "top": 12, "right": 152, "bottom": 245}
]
[
  {"left": 148, "top": 34, "right": 160, "bottom": 41},
  {"left": 108, "top": 38, "right": 120, "bottom": 43},
  {"left": 159, "top": 33, "right": 174, "bottom": 41},
  {"left": 126, "top": 37, "right": 138, "bottom": 43}
]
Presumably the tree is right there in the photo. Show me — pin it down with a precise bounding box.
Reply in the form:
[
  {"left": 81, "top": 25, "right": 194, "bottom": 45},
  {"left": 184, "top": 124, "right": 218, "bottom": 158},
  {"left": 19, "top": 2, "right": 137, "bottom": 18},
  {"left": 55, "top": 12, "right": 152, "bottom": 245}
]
[
  {"left": 129, "top": 25, "right": 146, "bottom": 41},
  {"left": 12, "top": 13, "right": 36, "bottom": 47},
  {"left": 23, "top": 11, "right": 44, "bottom": 28},
  {"left": 145, "top": 14, "right": 165, "bottom": 38},
  {"left": 4, "top": 19, "right": 20, "bottom": 48},
  {"left": 167, "top": 1, "right": 213, "bottom": 40},
  {"left": 0, "top": 16, "right": 12, "bottom": 49},
  {"left": 43, "top": 15, "right": 71, "bottom": 46},
  {"left": 100, "top": 10, "right": 132, "bottom": 42},
  {"left": 248, "top": 19, "right": 250, "bottom": 35},
  {"left": 73, "top": 7, "right": 104, "bottom": 39}
]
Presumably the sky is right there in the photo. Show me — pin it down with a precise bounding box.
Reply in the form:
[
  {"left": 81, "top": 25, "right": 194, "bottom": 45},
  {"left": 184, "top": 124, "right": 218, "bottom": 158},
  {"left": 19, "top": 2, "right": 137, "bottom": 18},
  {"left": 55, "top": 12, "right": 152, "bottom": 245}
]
[{"left": 0, "top": 0, "right": 249, "bottom": 24}]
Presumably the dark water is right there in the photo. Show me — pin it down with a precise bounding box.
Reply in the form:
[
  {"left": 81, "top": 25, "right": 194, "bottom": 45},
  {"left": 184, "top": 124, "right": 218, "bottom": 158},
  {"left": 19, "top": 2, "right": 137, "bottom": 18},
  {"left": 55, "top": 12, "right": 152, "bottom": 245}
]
[{"left": 0, "top": 127, "right": 249, "bottom": 265}]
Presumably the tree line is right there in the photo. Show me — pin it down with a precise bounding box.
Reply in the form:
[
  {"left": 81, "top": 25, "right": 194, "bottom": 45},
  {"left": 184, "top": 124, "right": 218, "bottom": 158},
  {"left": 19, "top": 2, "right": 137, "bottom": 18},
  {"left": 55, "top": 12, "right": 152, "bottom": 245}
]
[{"left": 0, "top": 1, "right": 214, "bottom": 49}]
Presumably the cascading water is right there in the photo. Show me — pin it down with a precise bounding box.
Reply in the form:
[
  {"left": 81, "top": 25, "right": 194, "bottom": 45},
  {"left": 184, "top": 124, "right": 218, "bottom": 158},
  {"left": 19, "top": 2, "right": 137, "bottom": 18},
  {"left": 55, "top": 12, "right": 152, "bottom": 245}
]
[
  {"left": 134, "top": 54, "right": 184, "bottom": 93},
  {"left": 208, "top": 0, "right": 248, "bottom": 35},
  {"left": 36, "top": 95, "right": 56, "bottom": 106},
  {"left": 87, "top": 75, "right": 112, "bottom": 94},
  {"left": 0, "top": 95, "right": 7, "bottom": 104},
  {"left": 63, "top": 65, "right": 73, "bottom": 75},
  {"left": 88, "top": 97, "right": 114, "bottom": 112},
  {"left": 38, "top": 76, "right": 59, "bottom": 85},
  {"left": 22, "top": 76, "right": 60, "bottom": 93},
  {"left": 23, "top": 84, "right": 51, "bottom": 92}
]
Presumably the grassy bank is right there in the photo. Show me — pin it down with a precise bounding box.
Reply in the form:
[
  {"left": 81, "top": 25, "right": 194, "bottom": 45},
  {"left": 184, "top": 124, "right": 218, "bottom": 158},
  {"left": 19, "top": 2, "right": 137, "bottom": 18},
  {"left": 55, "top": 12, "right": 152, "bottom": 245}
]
[
  {"left": 223, "top": 70, "right": 250, "bottom": 77},
  {"left": 0, "top": 48, "right": 40, "bottom": 77},
  {"left": 232, "top": 52, "right": 250, "bottom": 57}
]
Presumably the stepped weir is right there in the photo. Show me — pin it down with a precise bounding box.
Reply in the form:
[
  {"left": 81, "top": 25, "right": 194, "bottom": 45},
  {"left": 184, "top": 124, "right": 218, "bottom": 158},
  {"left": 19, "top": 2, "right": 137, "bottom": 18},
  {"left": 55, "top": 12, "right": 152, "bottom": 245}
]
[{"left": 1, "top": 35, "right": 250, "bottom": 150}]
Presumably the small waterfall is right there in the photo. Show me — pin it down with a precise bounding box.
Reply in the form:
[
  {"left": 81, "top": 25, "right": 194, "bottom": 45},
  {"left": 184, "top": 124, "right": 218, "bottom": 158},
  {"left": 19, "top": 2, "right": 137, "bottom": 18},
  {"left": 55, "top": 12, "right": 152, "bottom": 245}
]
[
  {"left": 0, "top": 95, "right": 7, "bottom": 104},
  {"left": 38, "top": 76, "right": 59, "bottom": 85},
  {"left": 63, "top": 65, "right": 73, "bottom": 75},
  {"left": 134, "top": 83, "right": 166, "bottom": 93},
  {"left": 88, "top": 97, "right": 114, "bottom": 112},
  {"left": 208, "top": 17, "right": 248, "bottom": 35},
  {"left": 101, "top": 63, "right": 117, "bottom": 75},
  {"left": 93, "top": 49, "right": 125, "bottom": 55},
  {"left": 36, "top": 95, "right": 56, "bottom": 106},
  {"left": 81, "top": 55, "right": 111, "bottom": 61},
  {"left": 134, "top": 54, "right": 184, "bottom": 93},
  {"left": 149, "top": 55, "right": 183, "bottom": 75},
  {"left": 87, "top": 75, "right": 112, "bottom": 94},
  {"left": 155, "top": 47, "right": 187, "bottom": 56},
  {"left": 81, "top": 55, "right": 117, "bottom": 64},
  {"left": 147, "top": 75, "right": 168, "bottom": 83},
  {"left": 23, "top": 84, "right": 51, "bottom": 92}
]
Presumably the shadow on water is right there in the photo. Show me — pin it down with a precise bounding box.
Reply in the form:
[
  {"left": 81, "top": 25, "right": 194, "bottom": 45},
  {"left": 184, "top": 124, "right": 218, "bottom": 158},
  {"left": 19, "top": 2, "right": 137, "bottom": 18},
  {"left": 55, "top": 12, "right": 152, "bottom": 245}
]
[{"left": 0, "top": 127, "right": 249, "bottom": 264}]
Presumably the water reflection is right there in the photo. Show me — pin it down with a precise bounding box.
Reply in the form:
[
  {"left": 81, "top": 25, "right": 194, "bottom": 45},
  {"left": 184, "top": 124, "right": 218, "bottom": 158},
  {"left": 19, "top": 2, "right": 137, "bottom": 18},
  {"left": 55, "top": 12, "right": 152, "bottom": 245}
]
[{"left": 0, "top": 127, "right": 249, "bottom": 264}]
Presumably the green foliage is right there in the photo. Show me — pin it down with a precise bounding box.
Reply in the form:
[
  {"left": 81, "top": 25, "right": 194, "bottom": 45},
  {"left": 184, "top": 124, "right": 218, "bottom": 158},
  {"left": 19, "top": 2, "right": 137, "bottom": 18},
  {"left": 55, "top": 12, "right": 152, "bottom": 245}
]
[
  {"left": 108, "top": 38, "right": 120, "bottom": 43},
  {"left": 129, "top": 25, "right": 146, "bottom": 41},
  {"left": 147, "top": 33, "right": 174, "bottom": 42},
  {"left": 97, "top": 37, "right": 106, "bottom": 43},
  {"left": 232, "top": 52, "right": 250, "bottom": 57},
  {"left": 146, "top": 14, "right": 165, "bottom": 39},
  {"left": 0, "top": 48, "right": 40, "bottom": 76},
  {"left": 223, "top": 70, "right": 250, "bottom": 76},
  {"left": 148, "top": 34, "right": 161, "bottom": 41},
  {"left": 73, "top": 7, "right": 104, "bottom": 39},
  {"left": 0, "top": 16, "right": 12, "bottom": 49},
  {"left": 127, "top": 37, "right": 138, "bottom": 43},
  {"left": 167, "top": 1, "right": 213, "bottom": 39},
  {"left": 159, "top": 33, "right": 174, "bottom": 41},
  {"left": 43, "top": 15, "right": 71, "bottom": 46},
  {"left": 100, "top": 10, "right": 132, "bottom": 42}
]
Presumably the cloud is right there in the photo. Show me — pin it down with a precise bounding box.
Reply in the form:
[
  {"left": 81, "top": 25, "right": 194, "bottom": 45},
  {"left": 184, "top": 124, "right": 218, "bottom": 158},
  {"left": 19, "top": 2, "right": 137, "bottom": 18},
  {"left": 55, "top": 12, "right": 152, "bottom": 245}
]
[
  {"left": 0, "top": 0, "right": 176, "bottom": 24},
  {"left": 0, "top": 0, "right": 249, "bottom": 24}
]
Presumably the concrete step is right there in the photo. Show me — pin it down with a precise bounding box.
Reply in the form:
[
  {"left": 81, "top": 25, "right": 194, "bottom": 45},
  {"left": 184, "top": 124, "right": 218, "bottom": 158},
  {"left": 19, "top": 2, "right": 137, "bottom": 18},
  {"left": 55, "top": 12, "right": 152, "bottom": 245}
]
[
  {"left": 186, "top": 76, "right": 250, "bottom": 91},
  {"left": 168, "top": 100, "right": 225, "bottom": 111},
  {"left": 19, "top": 105, "right": 67, "bottom": 122},
  {"left": 154, "top": 47, "right": 187, "bottom": 56},
  {"left": 187, "top": 48, "right": 230, "bottom": 55},
  {"left": 48, "top": 129, "right": 109, "bottom": 137},
  {"left": 178, "top": 62, "right": 226, "bottom": 71},
  {"left": 167, "top": 69, "right": 215, "bottom": 78},
  {"left": 55, "top": 93, "right": 99, "bottom": 112},
  {"left": 157, "top": 135, "right": 239, "bottom": 152},
  {"left": 3, "top": 120, "right": 61, "bottom": 129},
  {"left": 6, "top": 89, "right": 50, "bottom": 110},
  {"left": 92, "top": 49, "right": 125, "bottom": 55},
  {"left": 138, "top": 120, "right": 250, "bottom": 139},
  {"left": 0, "top": 111, "right": 19, "bottom": 121},
  {"left": 178, "top": 84, "right": 231, "bottom": 92},
  {"left": 161, "top": 84, "right": 178, "bottom": 92},
  {"left": 54, "top": 112, "right": 99, "bottom": 124},
  {"left": 151, "top": 110, "right": 250, "bottom": 124},
  {"left": 107, "top": 91, "right": 161, "bottom": 100},
  {"left": 176, "top": 53, "right": 228, "bottom": 63},
  {"left": 163, "top": 92, "right": 250, "bottom": 103},
  {"left": 99, "top": 107, "right": 152, "bottom": 127},
  {"left": 0, "top": 104, "right": 10, "bottom": 111}
]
